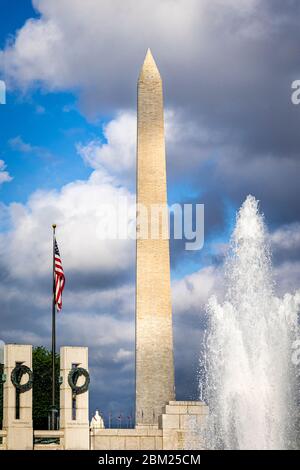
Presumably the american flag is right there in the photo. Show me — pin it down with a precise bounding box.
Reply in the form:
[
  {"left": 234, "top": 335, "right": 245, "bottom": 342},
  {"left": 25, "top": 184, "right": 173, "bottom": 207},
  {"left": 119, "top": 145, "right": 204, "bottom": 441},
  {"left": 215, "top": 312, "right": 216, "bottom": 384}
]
[{"left": 54, "top": 239, "right": 65, "bottom": 311}]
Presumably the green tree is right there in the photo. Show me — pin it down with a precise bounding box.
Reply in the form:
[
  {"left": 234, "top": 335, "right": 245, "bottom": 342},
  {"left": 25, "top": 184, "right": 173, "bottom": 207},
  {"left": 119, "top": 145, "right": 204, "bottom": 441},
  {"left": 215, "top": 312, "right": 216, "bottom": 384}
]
[
  {"left": 0, "top": 347, "right": 59, "bottom": 430},
  {"left": 32, "top": 346, "right": 60, "bottom": 429}
]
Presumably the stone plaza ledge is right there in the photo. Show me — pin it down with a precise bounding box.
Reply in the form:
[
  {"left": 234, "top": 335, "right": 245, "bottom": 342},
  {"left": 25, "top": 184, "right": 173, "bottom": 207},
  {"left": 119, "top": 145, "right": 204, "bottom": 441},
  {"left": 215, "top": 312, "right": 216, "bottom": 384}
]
[{"left": 90, "top": 401, "right": 208, "bottom": 450}]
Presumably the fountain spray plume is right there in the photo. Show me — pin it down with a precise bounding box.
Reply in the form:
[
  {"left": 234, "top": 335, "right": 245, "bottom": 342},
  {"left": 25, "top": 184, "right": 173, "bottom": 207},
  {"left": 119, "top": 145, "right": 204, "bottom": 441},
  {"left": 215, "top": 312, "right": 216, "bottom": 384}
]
[{"left": 203, "top": 195, "right": 300, "bottom": 449}]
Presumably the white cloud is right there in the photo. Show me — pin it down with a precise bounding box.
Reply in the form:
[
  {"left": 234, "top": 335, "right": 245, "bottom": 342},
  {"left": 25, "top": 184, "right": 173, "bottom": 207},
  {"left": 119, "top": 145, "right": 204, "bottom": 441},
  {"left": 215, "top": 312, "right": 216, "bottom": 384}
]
[
  {"left": 172, "top": 266, "right": 224, "bottom": 315},
  {"left": 0, "top": 169, "right": 135, "bottom": 283},
  {"left": 171, "top": 222, "right": 300, "bottom": 321},
  {"left": 0, "top": 0, "right": 195, "bottom": 93},
  {"left": 1, "top": 0, "right": 299, "bottom": 418},
  {"left": 77, "top": 109, "right": 214, "bottom": 185},
  {"left": 270, "top": 222, "right": 300, "bottom": 252},
  {"left": 1, "top": 329, "right": 45, "bottom": 345},
  {"left": 63, "top": 283, "right": 135, "bottom": 316},
  {"left": 0, "top": 104, "right": 222, "bottom": 410},
  {"left": 273, "top": 261, "right": 300, "bottom": 296},
  {"left": 0, "top": 159, "right": 12, "bottom": 184},
  {"left": 1, "top": 17, "right": 64, "bottom": 90},
  {"left": 113, "top": 348, "right": 134, "bottom": 363},
  {"left": 59, "top": 313, "right": 134, "bottom": 348},
  {"left": 0, "top": 0, "right": 263, "bottom": 114},
  {"left": 268, "top": 222, "right": 300, "bottom": 296},
  {"left": 0, "top": 142, "right": 138, "bottom": 411},
  {"left": 77, "top": 111, "right": 136, "bottom": 178},
  {"left": 9, "top": 135, "right": 33, "bottom": 153},
  {"left": 9, "top": 135, "right": 54, "bottom": 160}
]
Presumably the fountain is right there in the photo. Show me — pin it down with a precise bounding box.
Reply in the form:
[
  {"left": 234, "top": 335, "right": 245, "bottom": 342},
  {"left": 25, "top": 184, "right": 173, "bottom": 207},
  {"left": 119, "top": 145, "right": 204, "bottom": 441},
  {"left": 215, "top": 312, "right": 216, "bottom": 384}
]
[{"left": 201, "top": 195, "right": 300, "bottom": 449}]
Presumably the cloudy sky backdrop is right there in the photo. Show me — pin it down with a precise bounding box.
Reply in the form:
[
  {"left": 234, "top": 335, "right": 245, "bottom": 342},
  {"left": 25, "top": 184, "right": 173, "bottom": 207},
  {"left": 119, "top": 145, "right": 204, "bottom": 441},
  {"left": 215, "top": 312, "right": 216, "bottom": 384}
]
[{"left": 0, "top": 0, "right": 300, "bottom": 423}]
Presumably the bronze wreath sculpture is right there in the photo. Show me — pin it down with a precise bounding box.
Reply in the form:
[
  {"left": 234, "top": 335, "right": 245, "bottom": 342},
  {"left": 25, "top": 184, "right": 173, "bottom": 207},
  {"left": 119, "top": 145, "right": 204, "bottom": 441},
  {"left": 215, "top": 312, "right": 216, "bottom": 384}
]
[
  {"left": 11, "top": 364, "right": 33, "bottom": 393},
  {"left": 68, "top": 367, "right": 90, "bottom": 395}
]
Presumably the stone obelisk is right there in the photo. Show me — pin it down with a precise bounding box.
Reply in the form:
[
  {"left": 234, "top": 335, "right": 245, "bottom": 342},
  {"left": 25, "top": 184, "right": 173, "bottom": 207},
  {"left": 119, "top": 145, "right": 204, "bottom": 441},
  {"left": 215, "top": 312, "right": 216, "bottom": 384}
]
[{"left": 135, "top": 49, "right": 175, "bottom": 426}]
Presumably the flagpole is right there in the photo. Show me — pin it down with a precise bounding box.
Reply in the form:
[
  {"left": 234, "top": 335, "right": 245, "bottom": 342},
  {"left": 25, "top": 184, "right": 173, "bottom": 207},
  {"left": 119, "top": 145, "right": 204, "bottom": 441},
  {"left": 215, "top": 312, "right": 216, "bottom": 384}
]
[{"left": 51, "top": 223, "right": 57, "bottom": 430}]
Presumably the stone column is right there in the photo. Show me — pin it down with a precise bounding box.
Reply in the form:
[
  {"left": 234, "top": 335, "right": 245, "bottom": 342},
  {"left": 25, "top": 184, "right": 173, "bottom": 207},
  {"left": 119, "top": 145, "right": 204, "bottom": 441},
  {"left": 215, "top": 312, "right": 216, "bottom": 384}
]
[
  {"left": 2, "top": 344, "right": 33, "bottom": 450},
  {"left": 135, "top": 49, "right": 175, "bottom": 426},
  {"left": 159, "top": 401, "right": 209, "bottom": 450},
  {"left": 60, "top": 346, "right": 89, "bottom": 450}
]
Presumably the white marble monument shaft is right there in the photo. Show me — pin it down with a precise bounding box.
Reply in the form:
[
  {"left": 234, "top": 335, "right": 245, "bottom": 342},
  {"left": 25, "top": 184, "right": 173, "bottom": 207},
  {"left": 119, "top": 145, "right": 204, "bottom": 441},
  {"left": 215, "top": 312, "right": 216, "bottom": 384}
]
[{"left": 135, "top": 50, "right": 175, "bottom": 426}]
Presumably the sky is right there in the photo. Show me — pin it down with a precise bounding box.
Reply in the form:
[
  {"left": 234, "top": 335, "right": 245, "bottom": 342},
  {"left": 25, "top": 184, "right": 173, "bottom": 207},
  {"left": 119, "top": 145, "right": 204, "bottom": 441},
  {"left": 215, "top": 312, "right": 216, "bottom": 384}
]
[{"left": 0, "top": 0, "right": 300, "bottom": 425}]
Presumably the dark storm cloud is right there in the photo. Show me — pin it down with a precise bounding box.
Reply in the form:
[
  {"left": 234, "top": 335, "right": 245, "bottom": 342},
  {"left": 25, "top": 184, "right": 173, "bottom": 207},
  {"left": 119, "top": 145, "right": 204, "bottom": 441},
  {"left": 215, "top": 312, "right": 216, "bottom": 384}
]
[
  {"left": 165, "top": 1, "right": 300, "bottom": 230},
  {"left": 173, "top": 318, "right": 206, "bottom": 402},
  {"left": 163, "top": 1, "right": 300, "bottom": 156},
  {"left": 2, "top": 0, "right": 300, "bottom": 228},
  {"left": 1, "top": 0, "right": 300, "bottom": 420},
  {"left": 67, "top": 267, "right": 134, "bottom": 292},
  {"left": 270, "top": 222, "right": 300, "bottom": 265}
]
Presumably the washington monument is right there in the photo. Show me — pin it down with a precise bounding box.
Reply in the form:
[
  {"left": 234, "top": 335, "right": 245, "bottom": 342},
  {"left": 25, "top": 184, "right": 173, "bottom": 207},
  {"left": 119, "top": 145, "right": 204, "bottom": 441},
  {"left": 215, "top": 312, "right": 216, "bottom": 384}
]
[{"left": 135, "top": 49, "right": 175, "bottom": 426}]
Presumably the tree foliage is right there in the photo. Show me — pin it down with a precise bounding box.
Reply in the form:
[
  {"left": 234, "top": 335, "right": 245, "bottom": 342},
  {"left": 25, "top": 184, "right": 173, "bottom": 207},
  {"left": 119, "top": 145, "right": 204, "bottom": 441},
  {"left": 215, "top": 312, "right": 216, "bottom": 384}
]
[
  {"left": 0, "top": 347, "right": 60, "bottom": 430},
  {"left": 32, "top": 346, "right": 60, "bottom": 429}
]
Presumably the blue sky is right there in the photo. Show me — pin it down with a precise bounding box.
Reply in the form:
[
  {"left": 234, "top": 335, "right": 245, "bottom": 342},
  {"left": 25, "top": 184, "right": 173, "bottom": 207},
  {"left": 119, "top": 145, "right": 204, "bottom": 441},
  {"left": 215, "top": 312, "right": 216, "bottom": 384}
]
[
  {"left": 0, "top": 0, "right": 100, "bottom": 204},
  {"left": 0, "top": 2, "right": 109, "bottom": 205},
  {"left": 0, "top": 0, "right": 37, "bottom": 48},
  {"left": 0, "top": 0, "right": 300, "bottom": 423},
  {"left": 0, "top": 89, "right": 103, "bottom": 203}
]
